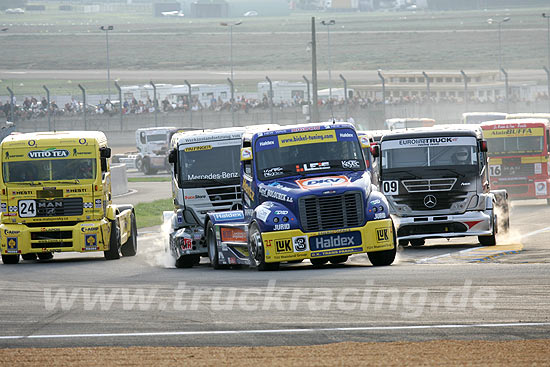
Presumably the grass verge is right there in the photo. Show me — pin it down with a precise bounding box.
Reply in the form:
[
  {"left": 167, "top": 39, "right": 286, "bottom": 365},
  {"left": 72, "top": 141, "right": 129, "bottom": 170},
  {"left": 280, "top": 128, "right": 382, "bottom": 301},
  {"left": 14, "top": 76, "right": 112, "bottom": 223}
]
[
  {"left": 134, "top": 198, "right": 172, "bottom": 229},
  {"left": 128, "top": 176, "right": 171, "bottom": 183}
]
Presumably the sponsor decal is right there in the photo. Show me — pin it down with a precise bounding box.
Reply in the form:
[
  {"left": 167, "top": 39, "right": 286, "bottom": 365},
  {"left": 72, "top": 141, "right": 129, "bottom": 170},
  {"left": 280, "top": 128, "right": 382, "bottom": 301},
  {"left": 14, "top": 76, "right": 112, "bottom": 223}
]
[
  {"left": 278, "top": 130, "right": 337, "bottom": 147},
  {"left": 79, "top": 138, "right": 87, "bottom": 145},
  {"left": 28, "top": 149, "right": 70, "bottom": 159},
  {"left": 240, "top": 148, "right": 253, "bottom": 160},
  {"left": 376, "top": 228, "right": 390, "bottom": 242},
  {"left": 259, "top": 140, "right": 275, "bottom": 147},
  {"left": 72, "top": 149, "right": 92, "bottom": 156},
  {"left": 341, "top": 160, "right": 360, "bottom": 169},
  {"left": 184, "top": 145, "right": 212, "bottom": 152},
  {"left": 12, "top": 191, "right": 32, "bottom": 195},
  {"left": 258, "top": 187, "right": 294, "bottom": 203},
  {"left": 370, "top": 199, "right": 381, "bottom": 205},
  {"left": 220, "top": 227, "right": 247, "bottom": 242},
  {"left": 213, "top": 212, "right": 244, "bottom": 222},
  {"left": 187, "top": 172, "right": 238, "bottom": 180},
  {"left": 275, "top": 238, "right": 293, "bottom": 253},
  {"left": 297, "top": 162, "right": 330, "bottom": 172},
  {"left": 399, "top": 137, "right": 458, "bottom": 146},
  {"left": 339, "top": 132, "right": 354, "bottom": 138},
  {"left": 374, "top": 213, "right": 386, "bottom": 220},
  {"left": 4, "top": 152, "right": 24, "bottom": 160},
  {"left": 181, "top": 238, "right": 193, "bottom": 251},
  {"left": 484, "top": 127, "right": 543, "bottom": 138},
  {"left": 274, "top": 210, "right": 288, "bottom": 215},
  {"left": 242, "top": 179, "right": 255, "bottom": 201},
  {"left": 290, "top": 126, "right": 321, "bottom": 132},
  {"left": 255, "top": 207, "right": 271, "bottom": 222},
  {"left": 267, "top": 182, "right": 292, "bottom": 192},
  {"left": 311, "top": 247, "right": 363, "bottom": 258},
  {"left": 6, "top": 237, "right": 18, "bottom": 253},
  {"left": 273, "top": 223, "right": 290, "bottom": 231},
  {"left": 95, "top": 199, "right": 102, "bottom": 208},
  {"left": 81, "top": 226, "right": 99, "bottom": 233},
  {"left": 309, "top": 231, "right": 362, "bottom": 251},
  {"left": 8, "top": 206, "right": 18, "bottom": 212},
  {"left": 1, "top": 203, "right": 6, "bottom": 213},
  {"left": 184, "top": 194, "right": 207, "bottom": 200},
  {"left": 263, "top": 167, "right": 284, "bottom": 177},
  {"left": 66, "top": 188, "right": 87, "bottom": 193},
  {"left": 83, "top": 202, "right": 93, "bottom": 209},
  {"left": 84, "top": 234, "right": 98, "bottom": 250},
  {"left": 296, "top": 176, "right": 350, "bottom": 190},
  {"left": 293, "top": 236, "right": 308, "bottom": 252},
  {"left": 28, "top": 140, "right": 36, "bottom": 147},
  {"left": 360, "top": 136, "right": 371, "bottom": 147},
  {"left": 4, "top": 229, "right": 19, "bottom": 235}
]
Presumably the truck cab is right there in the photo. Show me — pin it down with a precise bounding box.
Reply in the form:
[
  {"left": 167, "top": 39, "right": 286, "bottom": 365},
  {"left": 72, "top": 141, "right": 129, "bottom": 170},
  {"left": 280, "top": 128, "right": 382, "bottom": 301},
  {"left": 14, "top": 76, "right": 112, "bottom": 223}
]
[
  {"left": 135, "top": 127, "right": 180, "bottom": 174},
  {"left": 376, "top": 126, "right": 508, "bottom": 247},
  {"left": 205, "top": 123, "right": 397, "bottom": 271},
  {"left": 166, "top": 127, "right": 247, "bottom": 268},
  {"left": 0, "top": 131, "right": 136, "bottom": 264}
]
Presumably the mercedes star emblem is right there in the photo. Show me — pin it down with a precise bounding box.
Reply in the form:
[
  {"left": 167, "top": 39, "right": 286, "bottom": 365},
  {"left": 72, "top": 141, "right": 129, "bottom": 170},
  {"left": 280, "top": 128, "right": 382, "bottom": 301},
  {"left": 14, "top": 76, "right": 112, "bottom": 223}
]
[{"left": 423, "top": 195, "right": 437, "bottom": 208}]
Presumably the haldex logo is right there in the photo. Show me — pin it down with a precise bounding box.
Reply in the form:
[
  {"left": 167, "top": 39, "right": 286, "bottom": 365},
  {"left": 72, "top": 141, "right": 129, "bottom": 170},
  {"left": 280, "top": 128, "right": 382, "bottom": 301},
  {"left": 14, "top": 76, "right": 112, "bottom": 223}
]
[
  {"left": 28, "top": 149, "right": 70, "bottom": 159},
  {"left": 311, "top": 232, "right": 360, "bottom": 250}
]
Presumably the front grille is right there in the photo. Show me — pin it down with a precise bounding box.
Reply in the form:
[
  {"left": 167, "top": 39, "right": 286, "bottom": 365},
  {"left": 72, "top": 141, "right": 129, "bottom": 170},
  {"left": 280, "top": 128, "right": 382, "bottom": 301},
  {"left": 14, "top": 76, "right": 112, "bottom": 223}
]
[
  {"left": 402, "top": 178, "right": 456, "bottom": 192},
  {"left": 398, "top": 222, "right": 468, "bottom": 237},
  {"left": 31, "top": 231, "right": 73, "bottom": 241},
  {"left": 26, "top": 221, "right": 80, "bottom": 228},
  {"left": 31, "top": 241, "right": 72, "bottom": 249},
  {"left": 34, "top": 198, "right": 83, "bottom": 217},
  {"left": 206, "top": 186, "right": 242, "bottom": 208},
  {"left": 393, "top": 191, "right": 468, "bottom": 211},
  {"left": 299, "top": 191, "right": 364, "bottom": 232}
]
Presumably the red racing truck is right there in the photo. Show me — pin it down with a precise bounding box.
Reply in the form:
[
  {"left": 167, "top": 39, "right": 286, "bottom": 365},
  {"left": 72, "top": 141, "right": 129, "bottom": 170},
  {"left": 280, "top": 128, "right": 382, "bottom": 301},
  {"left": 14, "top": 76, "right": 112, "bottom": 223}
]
[{"left": 481, "top": 118, "right": 550, "bottom": 205}]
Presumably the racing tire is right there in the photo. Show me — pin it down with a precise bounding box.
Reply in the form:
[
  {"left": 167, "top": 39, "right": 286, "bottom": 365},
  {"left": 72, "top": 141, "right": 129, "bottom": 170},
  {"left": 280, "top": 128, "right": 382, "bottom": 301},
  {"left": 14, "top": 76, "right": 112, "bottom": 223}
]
[
  {"left": 135, "top": 156, "right": 143, "bottom": 172},
  {"left": 104, "top": 220, "right": 121, "bottom": 260},
  {"left": 175, "top": 255, "right": 197, "bottom": 268},
  {"left": 479, "top": 213, "right": 497, "bottom": 246},
  {"left": 121, "top": 212, "right": 138, "bottom": 257},
  {"left": 2, "top": 254, "right": 19, "bottom": 264},
  {"left": 143, "top": 159, "right": 157, "bottom": 175},
  {"left": 249, "top": 223, "right": 279, "bottom": 271},
  {"left": 368, "top": 224, "right": 397, "bottom": 266},
  {"left": 206, "top": 221, "right": 229, "bottom": 269},
  {"left": 22, "top": 253, "right": 37, "bottom": 261},
  {"left": 310, "top": 258, "right": 328, "bottom": 267},
  {"left": 329, "top": 255, "right": 348, "bottom": 264},
  {"left": 398, "top": 239, "right": 409, "bottom": 247},
  {"left": 37, "top": 252, "right": 54, "bottom": 260},
  {"left": 410, "top": 239, "right": 425, "bottom": 247}
]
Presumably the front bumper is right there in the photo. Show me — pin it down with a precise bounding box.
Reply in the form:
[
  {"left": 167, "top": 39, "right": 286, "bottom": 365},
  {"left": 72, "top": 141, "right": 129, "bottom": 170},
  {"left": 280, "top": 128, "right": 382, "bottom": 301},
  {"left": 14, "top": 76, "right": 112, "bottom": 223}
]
[
  {"left": 393, "top": 210, "right": 493, "bottom": 241},
  {"left": 1, "top": 220, "right": 111, "bottom": 255},
  {"left": 262, "top": 219, "right": 395, "bottom": 263},
  {"left": 492, "top": 179, "right": 550, "bottom": 200}
]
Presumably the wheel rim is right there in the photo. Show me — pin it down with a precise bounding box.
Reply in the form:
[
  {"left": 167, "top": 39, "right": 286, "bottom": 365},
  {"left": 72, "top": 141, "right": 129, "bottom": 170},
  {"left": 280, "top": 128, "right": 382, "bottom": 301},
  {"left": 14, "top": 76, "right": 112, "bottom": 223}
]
[{"left": 251, "top": 230, "right": 262, "bottom": 266}]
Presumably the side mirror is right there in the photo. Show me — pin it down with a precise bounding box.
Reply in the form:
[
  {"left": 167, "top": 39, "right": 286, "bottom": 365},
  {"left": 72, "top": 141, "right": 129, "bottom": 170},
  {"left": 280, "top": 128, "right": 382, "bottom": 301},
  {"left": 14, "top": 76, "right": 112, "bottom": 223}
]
[
  {"left": 480, "top": 140, "right": 488, "bottom": 153},
  {"left": 359, "top": 136, "right": 371, "bottom": 149},
  {"left": 168, "top": 148, "right": 177, "bottom": 164},
  {"left": 100, "top": 147, "right": 111, "bottom": 159},
  {"left": 240, "top": 147, "right": 253, "bottom": 161},
  {"left": 370, "top": 144, "right": 380, "bottom": 158}
]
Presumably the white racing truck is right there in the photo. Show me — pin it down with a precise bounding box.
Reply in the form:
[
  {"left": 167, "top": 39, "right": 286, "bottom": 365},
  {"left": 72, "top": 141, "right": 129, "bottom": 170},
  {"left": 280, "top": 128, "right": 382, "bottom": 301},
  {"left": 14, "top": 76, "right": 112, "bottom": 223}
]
[
  {"left": 373, "top": 125, "right": 509, "bottom": 247},
  {"left": 165, "top": 127, "right": 247, "bottom": 268},
  {"left": 114, "top": 127, "right": 181, "bottom": 174}
]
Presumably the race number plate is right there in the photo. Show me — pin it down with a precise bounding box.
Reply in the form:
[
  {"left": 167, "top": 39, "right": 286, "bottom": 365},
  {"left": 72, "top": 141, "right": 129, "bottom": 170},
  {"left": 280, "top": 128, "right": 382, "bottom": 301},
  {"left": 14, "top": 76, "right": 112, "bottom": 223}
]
[
  {"left": 18, "top": 199, "right": 37, "bottom": 218},
  {"left": 382, "top": 180, "right": 399, "bottom": 195}
]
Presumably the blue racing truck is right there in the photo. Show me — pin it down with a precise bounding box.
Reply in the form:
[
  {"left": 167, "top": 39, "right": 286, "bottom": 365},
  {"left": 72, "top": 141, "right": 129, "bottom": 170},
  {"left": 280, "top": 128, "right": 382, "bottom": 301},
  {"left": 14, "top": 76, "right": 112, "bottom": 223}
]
[{"left": 204, "top": 123, "right": 397, "bottom": 270}]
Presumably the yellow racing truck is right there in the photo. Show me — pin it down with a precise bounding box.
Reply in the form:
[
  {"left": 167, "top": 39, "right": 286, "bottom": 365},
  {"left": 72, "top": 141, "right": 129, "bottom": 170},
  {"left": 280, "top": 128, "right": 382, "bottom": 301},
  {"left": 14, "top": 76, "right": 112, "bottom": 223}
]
[{"left": 0, "top": 131, "right": 137, "bottom": 264}]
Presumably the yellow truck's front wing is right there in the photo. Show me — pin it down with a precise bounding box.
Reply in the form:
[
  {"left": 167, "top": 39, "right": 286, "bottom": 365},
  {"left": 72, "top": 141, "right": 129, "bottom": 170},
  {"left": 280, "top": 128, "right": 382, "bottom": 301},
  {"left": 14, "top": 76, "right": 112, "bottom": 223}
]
[
  {"left": 262, "top": 219, "right": 395, "bottom": 263},
  {"left": 0, "top": 219, "right": 112, "bottom": 255}
]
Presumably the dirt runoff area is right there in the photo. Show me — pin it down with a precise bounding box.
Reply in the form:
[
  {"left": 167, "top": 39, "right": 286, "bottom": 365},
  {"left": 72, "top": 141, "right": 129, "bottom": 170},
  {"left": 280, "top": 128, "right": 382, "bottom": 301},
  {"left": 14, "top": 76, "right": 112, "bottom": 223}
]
[{"left": 1, "top": 340, "right": 549, "bottom": 366}]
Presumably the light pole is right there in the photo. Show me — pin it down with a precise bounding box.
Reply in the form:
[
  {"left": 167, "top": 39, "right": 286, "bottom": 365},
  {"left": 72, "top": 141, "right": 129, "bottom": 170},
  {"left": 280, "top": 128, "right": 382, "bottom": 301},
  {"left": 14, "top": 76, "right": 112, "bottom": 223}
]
[
  {"left": 100, "top": 25, "right": 114, "bottom": 99},
  {"left": 320, "top": 20, "right": 336, "bottom": 103},
  {"left": 487, "top": 17, "right": 510, "bottom": 76},
  {"left": 220, "top": 21, "right": 242, "bottom": 82}
]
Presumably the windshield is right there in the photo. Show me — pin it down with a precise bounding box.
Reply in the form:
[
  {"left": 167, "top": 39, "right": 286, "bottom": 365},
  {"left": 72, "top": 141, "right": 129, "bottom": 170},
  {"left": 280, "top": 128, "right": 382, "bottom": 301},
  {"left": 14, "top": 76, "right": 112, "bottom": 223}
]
[
  {"left": 147, "top": 134, "right": 168, "bottom": 143},
  {"left": 255, "top": 128, "right": 365, "bottom": 180},
  {"left": 178, "top": 142, "right": 240, "bottom": 187},
  {"left": 3, "top": 159, "right": 96, "bottom": 183},
  {"left": 486, "top": 135, "right": 544, "bottom": 156},
  {"left": 381, "top": 137, "right": 478, "bottom": 170}
]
